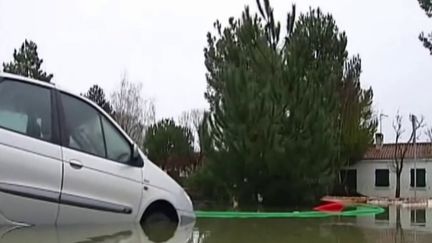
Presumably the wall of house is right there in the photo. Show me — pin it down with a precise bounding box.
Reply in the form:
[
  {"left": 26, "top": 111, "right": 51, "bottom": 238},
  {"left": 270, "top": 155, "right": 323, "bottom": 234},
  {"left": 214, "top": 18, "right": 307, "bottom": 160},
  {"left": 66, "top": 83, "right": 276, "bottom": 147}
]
[{"left": 348, "top": 159, "right": 432, "bottom": 198}]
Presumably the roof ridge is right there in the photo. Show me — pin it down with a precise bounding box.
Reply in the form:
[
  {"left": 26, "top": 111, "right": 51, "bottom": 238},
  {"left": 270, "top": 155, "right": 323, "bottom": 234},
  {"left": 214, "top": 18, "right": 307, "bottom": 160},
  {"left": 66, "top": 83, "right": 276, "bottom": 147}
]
[{"left": 363, "top": 143, "right": 432, "bottom": 160}]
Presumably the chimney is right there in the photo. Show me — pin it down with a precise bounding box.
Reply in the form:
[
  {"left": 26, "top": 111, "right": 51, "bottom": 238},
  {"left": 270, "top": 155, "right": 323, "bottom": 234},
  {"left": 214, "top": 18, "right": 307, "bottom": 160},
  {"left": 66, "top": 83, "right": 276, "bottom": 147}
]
[{"left": 375, "top": 133, "right": 384, "bottom": 149}]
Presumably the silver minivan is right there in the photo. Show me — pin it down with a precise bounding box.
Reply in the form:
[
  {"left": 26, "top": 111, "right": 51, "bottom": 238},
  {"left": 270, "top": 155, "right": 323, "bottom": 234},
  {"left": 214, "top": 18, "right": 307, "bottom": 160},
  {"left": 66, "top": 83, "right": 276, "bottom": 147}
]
[{"left": 0, "top": 73, "right": 195, "bottom": 226}]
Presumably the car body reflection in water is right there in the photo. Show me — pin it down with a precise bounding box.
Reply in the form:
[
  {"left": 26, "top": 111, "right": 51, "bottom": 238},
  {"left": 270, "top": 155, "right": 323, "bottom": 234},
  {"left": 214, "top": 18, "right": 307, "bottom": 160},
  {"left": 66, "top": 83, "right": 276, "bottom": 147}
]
[{"left": 0, "top": 220, "right": 195, "bottom": 243}]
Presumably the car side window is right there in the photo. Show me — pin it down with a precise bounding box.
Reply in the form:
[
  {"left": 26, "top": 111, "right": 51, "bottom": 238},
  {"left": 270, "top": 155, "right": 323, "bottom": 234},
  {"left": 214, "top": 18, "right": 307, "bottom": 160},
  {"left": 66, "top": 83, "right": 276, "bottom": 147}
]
[
  {"left": 101, "top": 116, "right": 132, "bottom": 164},
  {"left": 0, "top": 80, "right": 52, "bottom": 141},
  {"left": 60, "top": 93, "right": 106, "bottom": 158}
]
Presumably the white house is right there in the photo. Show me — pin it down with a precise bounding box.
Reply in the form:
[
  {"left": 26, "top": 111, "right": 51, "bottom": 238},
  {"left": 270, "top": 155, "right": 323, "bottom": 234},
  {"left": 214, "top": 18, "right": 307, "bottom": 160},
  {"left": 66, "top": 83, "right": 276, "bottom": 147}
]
[{"left": 343, "top": 137, "right": 432, "bottom": 199}]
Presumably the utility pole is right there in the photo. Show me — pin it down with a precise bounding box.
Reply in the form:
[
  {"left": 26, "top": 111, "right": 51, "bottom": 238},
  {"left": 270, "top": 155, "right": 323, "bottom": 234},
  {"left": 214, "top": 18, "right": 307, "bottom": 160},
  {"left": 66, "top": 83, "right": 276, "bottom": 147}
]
[
  {"left": 410, "top": 114, "right": 417, "bottom": 201},
  {"left": 379, "top": 113, "right": 388, "bottom": 134}
]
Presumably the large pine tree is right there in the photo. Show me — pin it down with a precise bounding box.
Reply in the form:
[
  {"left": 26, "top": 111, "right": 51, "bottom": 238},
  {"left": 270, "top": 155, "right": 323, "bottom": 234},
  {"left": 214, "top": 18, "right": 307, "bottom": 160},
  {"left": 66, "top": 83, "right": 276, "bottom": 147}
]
[{"left": 196, "top": 0, "right": 377, "bottom": 206}]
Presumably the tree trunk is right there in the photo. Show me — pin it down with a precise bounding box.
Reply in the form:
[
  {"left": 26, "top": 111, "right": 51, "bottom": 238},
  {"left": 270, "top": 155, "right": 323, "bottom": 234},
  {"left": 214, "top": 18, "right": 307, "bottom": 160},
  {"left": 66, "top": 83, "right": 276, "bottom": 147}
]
[
  {"left": 395, "top": 172, "right": 401, "bottom": 198},
  {"left": 396, "top": 206, "right": 404, "bottom": 243}
]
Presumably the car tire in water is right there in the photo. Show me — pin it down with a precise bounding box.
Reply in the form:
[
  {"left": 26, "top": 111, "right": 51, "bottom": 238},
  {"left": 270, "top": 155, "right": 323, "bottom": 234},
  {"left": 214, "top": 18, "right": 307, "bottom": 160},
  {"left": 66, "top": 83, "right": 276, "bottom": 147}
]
[{"left": 141, "top": 202, "right": 178, "bottom": 242}]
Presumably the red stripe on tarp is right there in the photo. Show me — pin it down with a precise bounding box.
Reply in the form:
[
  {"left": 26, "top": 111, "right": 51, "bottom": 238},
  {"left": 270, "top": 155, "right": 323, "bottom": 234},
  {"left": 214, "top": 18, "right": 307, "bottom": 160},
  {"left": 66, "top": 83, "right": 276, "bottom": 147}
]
[{"left": 313, "top": 201, "right": 344, "bottom": 212}]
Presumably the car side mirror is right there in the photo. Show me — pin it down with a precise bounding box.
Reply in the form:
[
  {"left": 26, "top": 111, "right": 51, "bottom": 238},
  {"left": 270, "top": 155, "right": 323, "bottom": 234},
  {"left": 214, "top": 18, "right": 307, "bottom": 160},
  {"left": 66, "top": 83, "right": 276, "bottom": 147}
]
[{"left": 130, "top": 144, "right": 144, "bottom": 167}]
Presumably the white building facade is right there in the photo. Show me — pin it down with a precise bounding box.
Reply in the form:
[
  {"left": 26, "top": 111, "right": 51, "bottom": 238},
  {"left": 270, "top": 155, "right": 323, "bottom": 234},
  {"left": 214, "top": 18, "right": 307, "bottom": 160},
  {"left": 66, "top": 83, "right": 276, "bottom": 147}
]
[{"left": 343, "top": 142, "right": 432, "bottom": 199}]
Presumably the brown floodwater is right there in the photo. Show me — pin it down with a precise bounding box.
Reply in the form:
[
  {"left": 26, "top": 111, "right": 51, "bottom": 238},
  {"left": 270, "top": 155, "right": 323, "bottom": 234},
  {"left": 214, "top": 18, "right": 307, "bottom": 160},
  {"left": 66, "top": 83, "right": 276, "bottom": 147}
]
[{"left": 1, "top": 206, "right": 432, "bottom": 243}]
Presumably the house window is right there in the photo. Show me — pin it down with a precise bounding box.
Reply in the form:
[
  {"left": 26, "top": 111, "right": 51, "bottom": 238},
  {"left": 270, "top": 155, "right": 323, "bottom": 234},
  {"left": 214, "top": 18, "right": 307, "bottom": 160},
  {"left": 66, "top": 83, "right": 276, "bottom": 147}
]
[
  {"left": 375, "top": 169, "right": 389, "bottom": 187},
  {"left": 411, "top": 209, "right": 426, "bottom": 226},
  {"left": 410, "top": 169, "right": 426, "bottom": 188}
]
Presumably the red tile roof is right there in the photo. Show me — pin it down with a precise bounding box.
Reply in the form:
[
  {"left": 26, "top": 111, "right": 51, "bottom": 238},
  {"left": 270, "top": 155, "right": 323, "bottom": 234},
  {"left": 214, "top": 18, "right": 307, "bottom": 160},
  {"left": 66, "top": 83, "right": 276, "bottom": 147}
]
[{"left": 363, "top": 143, "right": 432, "bottom": 160}]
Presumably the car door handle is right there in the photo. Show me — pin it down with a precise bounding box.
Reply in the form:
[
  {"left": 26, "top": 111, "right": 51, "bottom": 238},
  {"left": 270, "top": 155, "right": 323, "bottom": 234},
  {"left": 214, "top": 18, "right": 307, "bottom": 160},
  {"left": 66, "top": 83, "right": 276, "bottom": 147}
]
[{"left": 69, "top": 159, "right": 83, "bottom": 169}]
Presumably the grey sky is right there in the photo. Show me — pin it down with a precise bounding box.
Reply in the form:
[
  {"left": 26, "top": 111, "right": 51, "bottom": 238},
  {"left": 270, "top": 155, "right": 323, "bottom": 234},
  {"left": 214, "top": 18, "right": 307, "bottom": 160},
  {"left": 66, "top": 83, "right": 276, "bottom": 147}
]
[{"left": 1, "top": 0, "right": 431, "bottom": 142}]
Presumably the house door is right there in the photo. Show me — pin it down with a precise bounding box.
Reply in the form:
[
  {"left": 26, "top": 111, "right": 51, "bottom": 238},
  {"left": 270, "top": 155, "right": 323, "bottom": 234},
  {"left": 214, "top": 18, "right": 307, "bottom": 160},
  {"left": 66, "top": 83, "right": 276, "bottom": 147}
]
[{"left": 340, "top": 169, "right": 357, "bottom": 194}]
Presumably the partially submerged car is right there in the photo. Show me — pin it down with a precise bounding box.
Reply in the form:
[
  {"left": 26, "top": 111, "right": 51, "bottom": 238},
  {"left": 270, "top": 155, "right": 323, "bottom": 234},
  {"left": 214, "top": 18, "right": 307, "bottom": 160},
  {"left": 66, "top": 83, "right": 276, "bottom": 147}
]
[{"left": 0, "top": 73, "right": 195, "bottom": 226}]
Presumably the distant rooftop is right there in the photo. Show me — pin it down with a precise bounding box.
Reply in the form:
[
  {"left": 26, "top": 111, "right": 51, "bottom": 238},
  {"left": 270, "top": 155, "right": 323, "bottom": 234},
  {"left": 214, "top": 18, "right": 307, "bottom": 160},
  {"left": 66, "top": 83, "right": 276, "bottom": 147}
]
[{"left": 363, "top": 143, "right": 432, "bottom": 160}]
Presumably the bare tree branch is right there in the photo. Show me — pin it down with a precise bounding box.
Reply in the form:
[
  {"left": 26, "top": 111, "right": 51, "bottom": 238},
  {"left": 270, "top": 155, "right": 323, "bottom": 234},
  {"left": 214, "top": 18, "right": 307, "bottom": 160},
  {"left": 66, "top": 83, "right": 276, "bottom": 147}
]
[
  {"left": 426, "top": 127, "right": 432, "bottom": 143},
  {"left": 392, "top": 112, "right": 403, "bottom": 172},
  {"left": 111, "top": 74, "right": 155, "bottom": 145},
  {"left": 392, "top": 112, "right": 425, "bottom": 198},
  {"left": 178, "top": 109, "right": 205, "bottom": 151},
  {"left": 416, "top": 115, "right": 426, "bottom": 140}
]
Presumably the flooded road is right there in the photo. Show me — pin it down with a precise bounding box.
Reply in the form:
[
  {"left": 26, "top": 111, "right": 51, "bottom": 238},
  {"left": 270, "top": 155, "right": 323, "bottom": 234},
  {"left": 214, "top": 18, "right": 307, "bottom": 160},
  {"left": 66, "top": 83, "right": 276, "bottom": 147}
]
[{"left": 2, "top": 206, "right": 432, "bottom": 242}]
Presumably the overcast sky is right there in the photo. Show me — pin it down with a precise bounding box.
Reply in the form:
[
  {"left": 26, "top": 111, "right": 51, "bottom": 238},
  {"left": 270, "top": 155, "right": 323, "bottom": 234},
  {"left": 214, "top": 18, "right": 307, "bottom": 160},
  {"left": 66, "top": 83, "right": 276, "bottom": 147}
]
[{"left": 1, "top": 0, "right": 431, "bottom": 142}]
